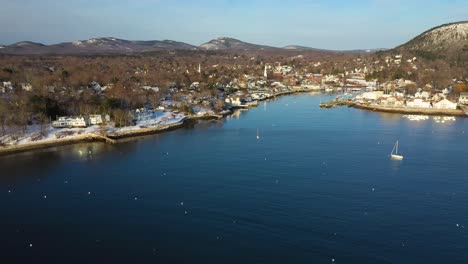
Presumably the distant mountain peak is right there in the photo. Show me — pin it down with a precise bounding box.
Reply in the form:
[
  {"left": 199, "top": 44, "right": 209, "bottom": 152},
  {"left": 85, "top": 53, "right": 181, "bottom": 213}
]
[
  {"left": 200, "top": 37, "right": 277, "bottom": 51},
  {"left": 10, "top": 41, "right": 45, "bottom": 47}
]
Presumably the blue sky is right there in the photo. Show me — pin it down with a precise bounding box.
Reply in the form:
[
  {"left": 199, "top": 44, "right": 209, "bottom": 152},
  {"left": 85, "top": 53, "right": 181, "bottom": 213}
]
[{"left": 1, "top": 0, "right": 467, "bottom": 49}]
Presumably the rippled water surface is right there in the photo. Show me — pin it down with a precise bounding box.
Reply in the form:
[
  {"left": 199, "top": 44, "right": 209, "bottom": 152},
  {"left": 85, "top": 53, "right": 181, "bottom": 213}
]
[{"left": 1, "top": 93, "right": 467, "bottom": 263}]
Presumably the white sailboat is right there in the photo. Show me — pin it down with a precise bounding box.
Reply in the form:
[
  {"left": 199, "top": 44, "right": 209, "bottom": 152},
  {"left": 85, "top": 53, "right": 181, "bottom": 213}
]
[
  {"left": 256, "top": 128, "right": 260, "bottom": 140},
  {"left": 390, "top": 140, "right": 404, "bottom": 160}
]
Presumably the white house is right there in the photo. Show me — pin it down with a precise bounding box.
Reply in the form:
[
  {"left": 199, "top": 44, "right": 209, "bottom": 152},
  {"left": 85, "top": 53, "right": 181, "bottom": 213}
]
[
  {"left": 322, "top": 75, "right": 340, "bottom": 84},
  {"left": 21, "top": 83, "right": 33, "bottom": 92},
  {"left": 415, "top": 90, "right": 431, "bottom": 99},
  {"left": 2, "top": 81, "right": 13, "bottom": 92},
  {"left": 301, "top": 84, "right": 321, "bottom": 90},
  {"left": 459, "top": 92, "right": 468, "bottom": 105},
  {"left": 225, "top": 97, "right": 243, "bottom": 107},
  {"left": 379, "top": 96, "right": 404, "bottom": 107},
  {"left": 189, "top": 82, "right": 200, "bottom": 91},
  {"left": 433, "top": 99, "right": 457, "bottom": 110},
  {"left": 361, "top": 91, "right": 384, "bottom": 100},
  {"left": 52, "top": 117, "right": 88, "bottom": 128},
  {"left": 88, "top": 114, "right": 103, "bottom": 125},
  {"left": 141, "top": 86, "right": 160, "bottom": 92},
  {"left": 406, "top": 98, "right": 432, "bottom": 108}
]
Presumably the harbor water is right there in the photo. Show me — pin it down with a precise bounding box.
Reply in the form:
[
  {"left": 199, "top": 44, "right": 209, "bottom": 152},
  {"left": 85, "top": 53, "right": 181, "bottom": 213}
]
[{"left": 1, "top": 93, "right": 467, "bottom": 263}]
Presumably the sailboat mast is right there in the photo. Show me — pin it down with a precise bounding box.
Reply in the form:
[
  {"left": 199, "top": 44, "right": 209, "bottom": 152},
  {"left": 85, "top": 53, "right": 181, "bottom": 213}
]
[{"left": 396, "top": 140, "right": 399, "bottom": 154}]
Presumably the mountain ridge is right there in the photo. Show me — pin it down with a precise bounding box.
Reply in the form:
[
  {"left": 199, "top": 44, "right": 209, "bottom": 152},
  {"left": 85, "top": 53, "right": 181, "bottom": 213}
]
[
  {"left": 0, "top": 37, "right": 198, "bottom": 55},
  {"left": 0, "top": 36, "right": 380, "bottom": 55},
  {"left": 199, "top": 37, "right": 280, "bottom": 51},
  {"left": 2, "top": 22, "right": 465, "bottom": 56},
  {"left": 393, "top": 21, "right": 468, "bottom": 60}
]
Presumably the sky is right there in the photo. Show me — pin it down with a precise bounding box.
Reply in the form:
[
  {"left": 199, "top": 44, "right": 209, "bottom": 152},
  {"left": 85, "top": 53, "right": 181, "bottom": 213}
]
[{"left": 1, "top": 0, "right": 467, "bottom": 50}]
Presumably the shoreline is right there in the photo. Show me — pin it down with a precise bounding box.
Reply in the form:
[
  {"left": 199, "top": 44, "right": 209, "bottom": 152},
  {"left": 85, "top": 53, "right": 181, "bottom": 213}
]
[
  {"left": 0, "top": 88, "right": 315, "bottom": 157},
  {"left": 0, "top": 112, "right": 226, "bottom": 157},
  {"left": 349, "top": 102, "right": 466, "bottom": 117},
  {"left": 0, "top": 134, "right": 111, "bottom": 157},
  {"left": 2, "top": 91, "right": 465, "bottom": 157},
  {"left": 321, "top": 100, "right": 467, "bottom": 117}
]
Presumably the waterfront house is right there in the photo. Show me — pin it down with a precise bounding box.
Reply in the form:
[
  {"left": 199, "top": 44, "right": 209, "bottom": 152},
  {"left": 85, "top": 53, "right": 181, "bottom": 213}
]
[
  {"left": 89, "top": 114, "right": 103, "bottom": 125},
  {"left": 225, "top": 97, "right": 244, "bottom": 108},
  {"left": 433, "top": 99, "right": 457, "bottom": 110},
  {"left": 406, "top": 98, "right": 432, "bottom": 108},
  {"left": 459, "top": 92, "right": 468, "bottom": 105},
  {"left": 301, "top": 84, "right": 321, "bottom": 90},
  {"left": 379, "top": 96, "right": 404, "bottom": 107},
  {"left": 52, "top": 116, "right": 88, "bottom": 128},
  {"left": 361, "top": 91, "right": 384, "bottom": 100}
]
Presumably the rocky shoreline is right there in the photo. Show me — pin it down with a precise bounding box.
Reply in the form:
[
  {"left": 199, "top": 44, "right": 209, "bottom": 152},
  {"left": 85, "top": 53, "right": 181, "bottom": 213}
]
[
  {"left": 351, "top": 102, "right": 466, "bottom": 116},
  {"left": 321, "top": 100, "right": 466, "bottom": 117}
]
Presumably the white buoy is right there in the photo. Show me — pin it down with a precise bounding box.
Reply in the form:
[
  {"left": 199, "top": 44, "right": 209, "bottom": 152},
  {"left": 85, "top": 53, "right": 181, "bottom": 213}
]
[
  {"left": 180, "top": 202, "right": 184, "bottom": 206},
  {"left": 29, "top": 244, "right": 33, "bottom": 248},
  {"left": 43, "top": 195, "right": 47, "bottom": 199}
]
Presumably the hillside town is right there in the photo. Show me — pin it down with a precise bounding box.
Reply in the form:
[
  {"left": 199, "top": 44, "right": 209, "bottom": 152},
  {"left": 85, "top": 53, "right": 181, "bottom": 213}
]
[{"left": 1, "top": 46, "right": 468, "bottom": 152}]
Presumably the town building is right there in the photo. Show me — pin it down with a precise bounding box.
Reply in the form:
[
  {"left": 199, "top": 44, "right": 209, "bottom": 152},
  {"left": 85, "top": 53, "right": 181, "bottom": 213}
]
[
  {"left": 406, "top": 98, "right": 432, "bottom": 108},
  {"left": 433, "top": 99, "right": 457, "bottom": 110},
  {"left": 89, "top": 115, "right": 104, "bottom": 125},
  {"left": 52, "top": 117, "right": 88, "bottom": 128},
  {"left": 459, "top": 92, "right": 468, "bottom": 105}
]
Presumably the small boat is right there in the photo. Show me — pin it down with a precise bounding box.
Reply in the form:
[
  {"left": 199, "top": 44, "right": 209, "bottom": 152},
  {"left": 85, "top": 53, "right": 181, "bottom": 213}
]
[
  {"left": 256, "top": 128, "right": 260, "bottom": 140},
  {"left": 390, "top": 140, "right": 404, "bottom": 160}
]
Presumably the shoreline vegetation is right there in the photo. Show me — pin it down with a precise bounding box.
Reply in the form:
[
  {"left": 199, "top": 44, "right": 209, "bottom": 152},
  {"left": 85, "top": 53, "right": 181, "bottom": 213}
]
[{"left": 0, "top": 89, "right": 303, "bottom": 157}]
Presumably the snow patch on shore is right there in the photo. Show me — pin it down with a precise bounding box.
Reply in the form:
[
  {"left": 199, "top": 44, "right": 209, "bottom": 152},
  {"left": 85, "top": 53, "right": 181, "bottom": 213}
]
[{"left": 0, "top": 111, "right": 186, "bottom": 147}]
